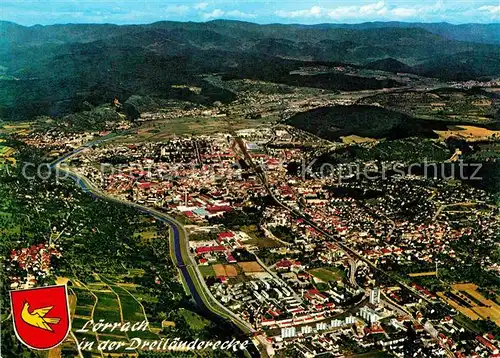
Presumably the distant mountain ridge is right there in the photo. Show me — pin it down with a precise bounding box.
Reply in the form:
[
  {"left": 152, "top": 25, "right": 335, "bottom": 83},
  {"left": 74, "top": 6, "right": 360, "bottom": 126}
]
[
  {"left": 0, "top": 20, "right": 499, "bottom": 120},
  {"left": 3, "top": 20, "right": 498, "bottom": 45},
  {"left": 305, "top": 22, "right": 500, "bottom": 45}
]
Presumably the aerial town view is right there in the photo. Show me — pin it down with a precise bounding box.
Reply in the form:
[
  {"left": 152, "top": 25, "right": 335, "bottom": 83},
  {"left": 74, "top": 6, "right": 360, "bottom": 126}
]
[{"left": 0, "top": 1, "right": 499, "bottom": 358}]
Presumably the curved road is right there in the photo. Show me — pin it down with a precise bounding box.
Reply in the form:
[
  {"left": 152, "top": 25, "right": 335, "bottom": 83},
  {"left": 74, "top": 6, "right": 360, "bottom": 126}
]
[
  {"left": 50, "top": 146, "right": 260, "bottom": 353},
  {"left": 56, "top": 167, "right": 254, "bottom": 333},
  {"left": 233, "top": 135, "right": 436, "bottom": 305}
]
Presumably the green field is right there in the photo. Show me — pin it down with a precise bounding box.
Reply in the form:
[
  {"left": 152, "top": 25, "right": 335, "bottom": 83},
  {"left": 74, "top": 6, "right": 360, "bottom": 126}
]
[
  {"left": 71, "top": 286, "right": 100, "bottom": 355},
  {"left": 0, "top": 122, "right": 31, "bottom": 135},
  {"left": 0, "top": 220, "right": 20, "bottom": 236},
  {"left": 93, "top": 334, "right": 131, "bottom": 354},
  {"left": 72, "top": 278, "right": 160, "bottom": 346},
  {"left": 72, "top": 285, "right": 96, "bottom": 323},
  {"left": 245, "top": 236, "right": 281, "bottom": 248},
  {"left": 0, "top": 146, "right": 9, "bottom": 155},
  {"left": 112, "top": 286, "right": 145, "bottom": 322},
  {"left": 72, "top": 317, "right": 91, "bottom": 331},
  {"left": 111, "top": 115, "right": 272, "bottom": 144},
  {"left": 198, "top": 265, "right": 216, "bottom": 277},
  {"left": 134, "top": 230, "right": 158, "bottom": 241},
  {"left": 74, "top": 306, "right": 93, "bottom": 317},
  {"left": 310, "top": 267, "right": 345, "bottom": 282},
  {"left": 0, "top": 186, "right": 21, "bottom": 235},
  {"left": 93, "top": 290, "right": 124, "bottom": 326},
  {"left": 73, "top": 287, "right": 96, "bottom": 306},
  {"left": 178, "top": 308, "right": 211, "bottom": 331},
  {"left": 351, "top": 352, "right": 394, "bottom": 358}
]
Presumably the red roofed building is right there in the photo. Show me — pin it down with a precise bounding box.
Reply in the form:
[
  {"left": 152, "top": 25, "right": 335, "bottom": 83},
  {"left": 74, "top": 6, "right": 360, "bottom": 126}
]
[
  {"left": 137, "top": 182, "right": 153, "bottom": 189},
  {"left": 325, "top": 302, "right": 335, "bottom": 310},
  {"left": 365, "top": 323, "right": 385, "bottom": 336},
  {"left": 195, "top": 245, "right": 227, "bottom": 255},
  {"left": 207, "top": 206, "right": 233, "bottom": 213},
  {"left": 217, "top": 276, "right": 228, "bottom": 284},
  {"left": 475, "top": 336, "right": 498, "bottom": 354},
  {"left": 219, "top": 232, "right": 235, "bottom": 239},
  {"left": 305, "top": 289, "right": 328, "bottom": 304},
  {"left": 261, "top": 318, "right": 276, "bottom": 327},
  {"left": 267, "top": 309, "right": 281, "bottom": 317},
  {"left": 276, "top": 259, "right": 293, "bottom": 270}
]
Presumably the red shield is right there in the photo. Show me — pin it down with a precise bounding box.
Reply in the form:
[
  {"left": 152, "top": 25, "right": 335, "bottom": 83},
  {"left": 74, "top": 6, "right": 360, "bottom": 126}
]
[{"left": 10, "top": 285, "right": 71, "bottom": 350}]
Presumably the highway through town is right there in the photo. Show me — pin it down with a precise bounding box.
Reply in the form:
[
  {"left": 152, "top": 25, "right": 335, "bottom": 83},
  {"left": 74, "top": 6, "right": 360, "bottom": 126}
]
[
  {"left": 235, "top": 135, "right": 454, "bottom": 357},
  {"left": 234, "top": 135, "right": 435, "bottom": 305}
]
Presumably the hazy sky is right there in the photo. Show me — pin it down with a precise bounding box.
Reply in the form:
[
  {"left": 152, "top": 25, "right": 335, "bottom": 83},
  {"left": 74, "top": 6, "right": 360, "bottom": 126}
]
[{"left": 1, "top": 0, "right": 499, "bottom": 26}]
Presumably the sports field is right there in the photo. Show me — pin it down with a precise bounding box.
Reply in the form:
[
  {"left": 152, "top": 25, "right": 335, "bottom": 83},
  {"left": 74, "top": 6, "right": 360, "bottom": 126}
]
[
  {"left": 238, "top": 261, "right": 265, "bottom": 273},
  {"left": 309, "top": 268, "right": 344, "bottom": 282},
  {"left": 213, "top": 264, "right": 239, "bottom": 277}
]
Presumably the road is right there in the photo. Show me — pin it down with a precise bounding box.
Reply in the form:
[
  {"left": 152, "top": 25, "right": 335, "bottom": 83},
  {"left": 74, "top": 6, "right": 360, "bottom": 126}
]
[
  {"left": 252, "top": 253, "right": 303, "bottom": 305},
  {"left": 235, "top": 136, "right": 453, "bottom": 356},
  {"left": 381, "top": 292, "right": 454, "bottom": 358},
  {"left": 50, "top": 145, "right": 263, "bottom": 357},
  {"left": 56, "top": 166, "right": 255, "bottom": 334},
  {"left": 233, "top": 135, "right": 435, "bottom": 305},
  {"left": 432, "top": 201, "right": 483, "bottom": 221},
  {"left": 348, "top": 258, "right": 360, "bottom": 289},
  {"left": 234, "top": 133, "right": 458, "bottom": 356}
]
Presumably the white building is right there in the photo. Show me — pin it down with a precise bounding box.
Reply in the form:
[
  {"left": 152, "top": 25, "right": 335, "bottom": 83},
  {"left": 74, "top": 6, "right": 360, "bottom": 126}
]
[
  {"left": 345, "top": 316, "right": 357, "bottom": 324},
  {"left": 331, "top": 319, "right": 343, "bottom": 328},
  {"left": 301, "top": 325, "right": 313, "bottom": 335},
  {"left": 281, "top": 327, "right": 296, "bottom": 339},
  {"left": 274, "top": 288, "right": 283, "bottom": 299},
  {"left": 358, "top": 306, "right": 382, "bottom": 323},
  {"left": 370, "top": 287, "right": 381, "bottom": 306},
  {"left": 316, "top": 322, "right": 328, "bottom": 331}
]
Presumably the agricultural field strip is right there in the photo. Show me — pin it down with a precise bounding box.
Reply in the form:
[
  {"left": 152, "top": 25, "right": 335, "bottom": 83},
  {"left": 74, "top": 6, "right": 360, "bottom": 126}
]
[
  {"left": 101, "top": 276, "right": 159, "bottom": 338},
  {"left": 72, "top": 279, "right": 104, "bottom": 357},
  {"left": 68, "top": 287, "right": 85, "bottom": 358},
  {"left": 438, "top": 285, "right": 500, "bottom": 325}
]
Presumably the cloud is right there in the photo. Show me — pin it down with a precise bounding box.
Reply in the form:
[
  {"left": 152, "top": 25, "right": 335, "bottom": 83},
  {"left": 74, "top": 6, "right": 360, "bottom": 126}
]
[
  {"left": 1, "top": 0, "right": 498, "bottom": 25},
  {"left": 276, "top": 6, "right": 323, "bottom": 19},
  {"left": 226, "top": 10, "right": 256, "bottom": 19},
  {"left": 194, "top": 2, "right": 209, "bottom": 10},
  {"left": 201, "top": 9, "right": 224, "bottom": 20},
  {"left": 166, "top": 5, "right": 190, "bottom": 15},
  {"left": 390, "top": 7, "right": 418, "bottom": 18},
  {"left": 277, "top": 2, "right": 388, "bottom": 19},
  {"left": 478, "top": 5, "right": 500, "bottom": 14},
  {"left": 360, "top": 1, "right": 385, "bottom": 14},
  {"left": 326, "top": 6, "right": 358, "bottom": 19},
  {"left": 200, "top": 9, "right": 256, "bottom": 20},
  {"left": 274, "top": 1, "right": 465, "bottom": 21}
]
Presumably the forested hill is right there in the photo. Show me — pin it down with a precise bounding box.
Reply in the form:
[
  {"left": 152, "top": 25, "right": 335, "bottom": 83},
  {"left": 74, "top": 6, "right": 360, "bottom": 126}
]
[
  {"left": 1, "top": 20, "right": 499, "bottom": 120},
  {"left": 307, "top": 22, "right": 500, "bottom": 45}
]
